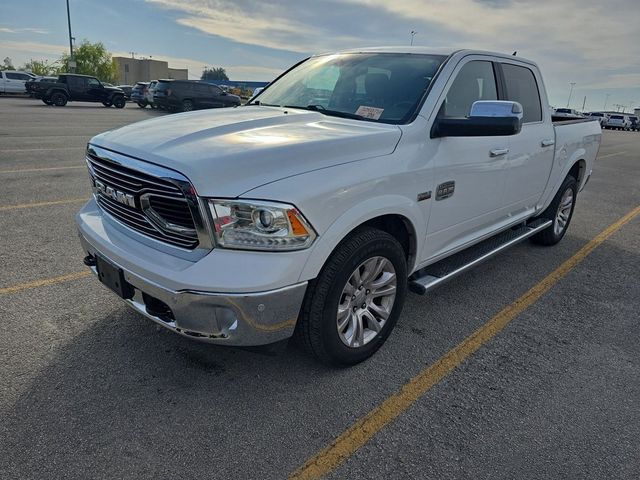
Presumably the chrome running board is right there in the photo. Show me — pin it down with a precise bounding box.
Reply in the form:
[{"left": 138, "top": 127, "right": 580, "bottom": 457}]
[{"left": 409, "top": 219, "right": 553, "bottom": 295}]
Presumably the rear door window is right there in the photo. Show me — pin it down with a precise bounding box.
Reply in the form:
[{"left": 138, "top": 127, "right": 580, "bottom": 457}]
[
  {"left": 501, "top": 63, "right": 543, "bottom": 123},
  {"left": 67, "top": 76, "right": 84, "bottom": 89}
]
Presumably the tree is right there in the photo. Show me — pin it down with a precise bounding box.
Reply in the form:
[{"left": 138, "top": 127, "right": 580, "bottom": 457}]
[
  {"left": 1, "top": 57, "right": 14, "bottom": 70},
  {"left": 59, "top": 40, "right": 118, "bottom": 83},
  {"left": 201, "top": 67, "right": 229, "bottom": 81},
  {"left": 21, "top": 59, "right": 59, "bottom": 76}
]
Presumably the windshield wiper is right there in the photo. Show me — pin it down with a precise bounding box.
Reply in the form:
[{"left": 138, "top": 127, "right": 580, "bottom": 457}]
[
  {"left": 284, "top": 104, "right": 365, "bottom": 120},
  {"left": 247, "top": 101, "right": 281, "bottom": 107}
]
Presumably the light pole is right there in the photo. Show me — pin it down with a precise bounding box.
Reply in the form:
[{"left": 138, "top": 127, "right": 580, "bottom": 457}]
[
  {"left": 410, "top": 30, "right": 417, "bottom": 46},
  {"left": 603, "top": 93, "right": 610, "bottom": 111},
  {"left": 66, "top": 0, "right": 75, "bottom": 73},
  {"left": 566, "top": 82, "right": 576, "bottom": 108}
]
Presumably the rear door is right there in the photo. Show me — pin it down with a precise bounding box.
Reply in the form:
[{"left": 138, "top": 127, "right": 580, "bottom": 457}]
[
  {"left": 424, "top": 58, "right": 509, "bottom": 259},
  {"left": 66, "top": 76, "right": 86, "bottom": 100},
  {"left": 499, "top": 62, "right": 554, "bottom": 216}
]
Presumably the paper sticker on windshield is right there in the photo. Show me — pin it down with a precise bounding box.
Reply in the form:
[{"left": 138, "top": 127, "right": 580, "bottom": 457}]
[{"left": 356, "top": 106, "right": 384, "bottom": 120}]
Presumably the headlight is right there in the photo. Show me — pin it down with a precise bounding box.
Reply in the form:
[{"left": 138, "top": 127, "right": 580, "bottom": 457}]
[{"left": 208, "top": 199, "right": 316, "bottom": 251}]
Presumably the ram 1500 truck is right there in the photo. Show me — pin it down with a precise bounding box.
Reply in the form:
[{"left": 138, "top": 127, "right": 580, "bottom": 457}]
[
  {"left": 76, "top": 48, "right": 601, "bottom": 365},
  {"left": 32, "top": 74, "right": 126, "bottom": 108}
]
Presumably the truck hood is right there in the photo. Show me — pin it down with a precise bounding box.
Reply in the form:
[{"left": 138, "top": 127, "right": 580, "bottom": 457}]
[{"left": 90, "top": 106, "right": 402, "bottom": 197}]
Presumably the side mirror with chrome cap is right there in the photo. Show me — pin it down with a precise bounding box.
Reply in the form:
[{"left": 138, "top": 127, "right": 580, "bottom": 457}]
[{"left": 431, "top": 100, "right": 524, "bottom": 138}]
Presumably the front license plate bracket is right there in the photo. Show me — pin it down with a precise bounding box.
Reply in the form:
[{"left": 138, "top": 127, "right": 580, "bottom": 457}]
[{"left": 95, "top": 255, "right": 134, "bottom": 300}]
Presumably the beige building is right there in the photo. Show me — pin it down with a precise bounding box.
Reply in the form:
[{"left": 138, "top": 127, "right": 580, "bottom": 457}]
[{"left": 114, "top": 57, "right": 188, "bottom": 85}]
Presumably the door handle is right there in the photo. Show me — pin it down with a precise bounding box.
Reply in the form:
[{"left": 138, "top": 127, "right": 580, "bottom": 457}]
[
  {"left": 541, "top": 139, "right": 555, "bottom": 147},
  {"left": 490, "top": 148, "right": 509, "bottom": 157}
]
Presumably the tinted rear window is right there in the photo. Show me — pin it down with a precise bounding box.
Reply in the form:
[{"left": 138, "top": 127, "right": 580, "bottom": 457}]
[
  {"left": 501, "top": 63, "right": 542, "bottom": 123},
  {"left": 155, "top": 81, "right": 172, "bottom": 91},
  {"left": 610, "top": 115, "right": 623, "bottom": 119}
]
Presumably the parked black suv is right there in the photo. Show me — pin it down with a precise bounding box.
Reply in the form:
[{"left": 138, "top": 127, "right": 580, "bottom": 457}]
[
  {"left": 31, "top": 74, "right": 126, "bottom": 107},
  {"left": 153, "top": 80, "right": 241, "bottom": 112}
]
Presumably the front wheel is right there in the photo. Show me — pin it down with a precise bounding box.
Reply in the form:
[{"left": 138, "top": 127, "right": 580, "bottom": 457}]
[
  {"left": 137, "top": 102, "right": 146, "bottom": 108},
  {"left": 113, "top": 96, "right": 126, "bottom": 108},
  {"left": 296, "top": 227, "right": 407, "bottom": 366},
  {"left": 531, "top": 174, "right": 577, "bottom": 246}
]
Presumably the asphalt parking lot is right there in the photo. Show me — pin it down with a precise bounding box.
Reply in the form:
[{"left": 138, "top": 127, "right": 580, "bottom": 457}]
[{"left": 1, "top": 96, "right": 639, "bottom": 479}]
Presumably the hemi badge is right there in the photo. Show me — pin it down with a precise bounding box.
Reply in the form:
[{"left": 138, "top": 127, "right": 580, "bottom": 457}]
[{"left": 417, "top": 191, "right": 432, "bottom": 202}]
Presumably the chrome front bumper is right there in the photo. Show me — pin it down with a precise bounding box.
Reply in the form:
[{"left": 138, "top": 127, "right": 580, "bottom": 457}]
[{"left": 79, "top": 235, "right": 307, "bottom": 346}]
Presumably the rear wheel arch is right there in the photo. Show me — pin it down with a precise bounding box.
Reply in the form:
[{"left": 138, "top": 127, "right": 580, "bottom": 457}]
[{"left": 568, "top": 159, "right": 586, "bottom": 187}]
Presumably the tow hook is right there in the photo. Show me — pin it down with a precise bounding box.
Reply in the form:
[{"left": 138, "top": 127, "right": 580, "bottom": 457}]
[{"left": 83, "top": 254, "right": 96, "bottom": 267}]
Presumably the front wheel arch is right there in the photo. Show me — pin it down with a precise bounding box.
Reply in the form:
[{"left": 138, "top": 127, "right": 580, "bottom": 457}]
[{"left": 298, "top": 198, "right": 424, "bottom": 283}]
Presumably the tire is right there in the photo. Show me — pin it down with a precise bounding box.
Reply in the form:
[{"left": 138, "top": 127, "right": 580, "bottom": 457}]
[
  {"left": 113, "top": 96, "right": 126, "bottom": 109},
  {"left": 296, "top": 227, "right": 408, "bottom": 366},
  {"left": 42, "top": 99, "right": 53, "bottom": 105},
  {"left": 181, "top": 99, "right": 194, "bottom": 112},
  {"left": 102, "top": 101, "right": 112, "bottom": 107},
  {"left": 51, "top": 92, "right": 67, "bottom": 107},
  {"left": 137, "top": 102, "right": 146, "bottom": 108},
  {"left": 531, "top": 174, "right": 577, "bottom": 246}
]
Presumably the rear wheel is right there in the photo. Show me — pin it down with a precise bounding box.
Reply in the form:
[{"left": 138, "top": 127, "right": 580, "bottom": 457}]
[
  {"left": 181, "top": 99, "right": 194, "bottom": 112},
  {"left": 42, "top": 99, "right": 53, "bottom": 105},
  {"left": 137, "top": 102, "right": 146, "bottom": 108},
  {"left": 102, "top": 101, "right": 112, "bottom": 107},
  {"left": 531, "top": 174, "right": 577, "bottom": 246},
  {"left": 113, "top": 95, "right": 126, "bottom": 109},
  {"left": 296, "top": 227, "right": 407, "bottom": 366},
  {"left": 51, "top": 92, "right": 67, "bottom": 107}
]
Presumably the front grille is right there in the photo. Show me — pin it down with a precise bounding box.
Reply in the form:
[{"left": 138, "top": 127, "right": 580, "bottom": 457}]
[{"left": 87, "top": 151, "right": 200, "bottom": 249}]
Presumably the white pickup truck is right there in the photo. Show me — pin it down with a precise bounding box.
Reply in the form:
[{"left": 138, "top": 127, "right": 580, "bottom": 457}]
[{"left": 77, "top": 47, "right": 601, "bottom": 365}]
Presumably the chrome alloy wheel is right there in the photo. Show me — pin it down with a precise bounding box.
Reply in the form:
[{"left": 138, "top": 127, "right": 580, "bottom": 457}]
[
  {"left": 337, "top": 256, "right": 397, "bottom": 348},
  {"left": 554, "top": 187, "right": 574, "bottom": 236}
]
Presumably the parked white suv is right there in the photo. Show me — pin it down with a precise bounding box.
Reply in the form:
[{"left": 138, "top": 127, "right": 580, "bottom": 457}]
[
  {"left": 77, "top": 47, "right": 601, "bottom": 365},
  {"left": 605, "top": 114, "right": 630, "bottom": 130}
]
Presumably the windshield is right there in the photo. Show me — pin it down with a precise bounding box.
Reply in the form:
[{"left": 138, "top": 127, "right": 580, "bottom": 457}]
[
  {"left": 251, "top": 53, "right": 446, "bottom": 124},
  {"left": 556, "top": 108, "right": 572, "bottom": 113}
]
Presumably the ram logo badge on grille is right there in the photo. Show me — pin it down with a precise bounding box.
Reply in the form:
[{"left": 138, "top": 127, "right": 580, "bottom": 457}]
[{"left": 94, "top": 179, "right": 136, "bottom": 208}]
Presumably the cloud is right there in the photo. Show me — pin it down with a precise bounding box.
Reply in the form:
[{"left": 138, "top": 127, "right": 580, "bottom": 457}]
[
  {"left": 1, "top": 40, "right": 67, "bottom": 58},
  {"left": 145, "top": 0, "right": 640, "bottom": 104},
  {"left": 145, "top": 0, "right": 379, "bottom": 53},
  {"left": 0, "top": 27, "right": 49, "bottom": 34},
  {"left": 344, "top": 0, "right": 640, "bottom": 90}
]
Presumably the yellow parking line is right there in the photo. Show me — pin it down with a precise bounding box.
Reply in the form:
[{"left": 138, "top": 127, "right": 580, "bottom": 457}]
[
  {"left": 0, "top": 165, "right": 85, "bottom": 174},
  {"left": 0, "top": 197, "right": 88, "bottom": 211},
  {"left": 0, "top": 271, "right": 91, "bottom": 295},
  {"left": 290, "top": 204, "right": 640, "bottom": 480},
  {"left": 597, "top": 151, "right": 627, "bottom": 159}
]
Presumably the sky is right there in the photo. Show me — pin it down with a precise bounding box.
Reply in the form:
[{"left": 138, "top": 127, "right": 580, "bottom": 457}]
[{"left": 1, "top": 0, "right": 639, "bottom": 111}]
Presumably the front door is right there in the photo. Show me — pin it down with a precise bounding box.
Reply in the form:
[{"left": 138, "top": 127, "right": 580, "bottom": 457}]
[
  {"left": 423, "top": 59, "right": 509, "bottom": 261},
  {"left": 85, "top": 77, "right": 106, "bottom": 102}
]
